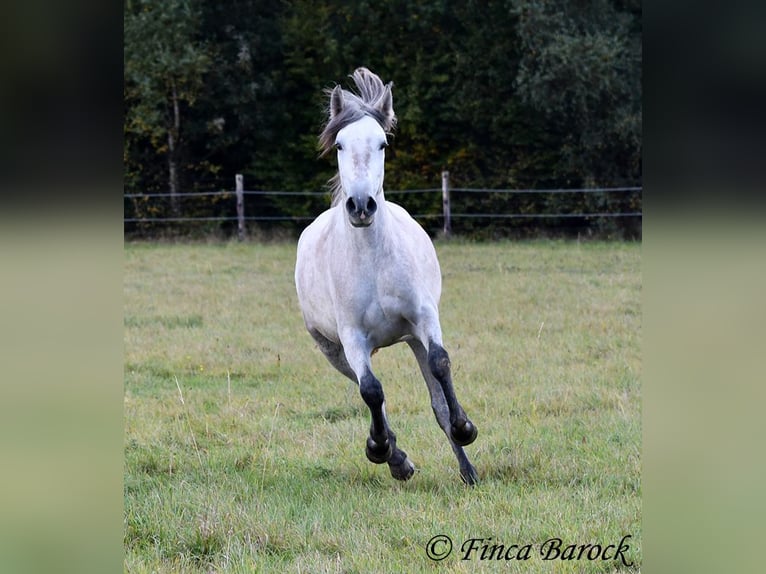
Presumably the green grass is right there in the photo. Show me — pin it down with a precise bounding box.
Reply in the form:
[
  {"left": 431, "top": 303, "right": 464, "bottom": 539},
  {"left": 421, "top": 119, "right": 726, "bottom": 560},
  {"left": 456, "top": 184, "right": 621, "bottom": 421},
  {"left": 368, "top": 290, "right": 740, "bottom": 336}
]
[{"left": 124, "top": 239, "right": 641, "bottom": 573}]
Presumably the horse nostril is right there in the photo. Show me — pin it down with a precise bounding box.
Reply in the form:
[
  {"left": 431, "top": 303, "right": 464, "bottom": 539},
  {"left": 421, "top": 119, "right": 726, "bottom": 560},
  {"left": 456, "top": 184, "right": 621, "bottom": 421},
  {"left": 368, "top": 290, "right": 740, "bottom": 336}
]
[{"left": 346, "top": 195, "right": 376, "bottom": 222}]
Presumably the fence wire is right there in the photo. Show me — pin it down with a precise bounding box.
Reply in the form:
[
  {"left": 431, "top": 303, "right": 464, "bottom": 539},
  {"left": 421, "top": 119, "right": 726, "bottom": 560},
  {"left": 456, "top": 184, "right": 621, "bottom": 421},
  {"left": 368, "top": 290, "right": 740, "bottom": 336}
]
[{"left": 124, "top": 186, "right": 642, "bottom": 224}]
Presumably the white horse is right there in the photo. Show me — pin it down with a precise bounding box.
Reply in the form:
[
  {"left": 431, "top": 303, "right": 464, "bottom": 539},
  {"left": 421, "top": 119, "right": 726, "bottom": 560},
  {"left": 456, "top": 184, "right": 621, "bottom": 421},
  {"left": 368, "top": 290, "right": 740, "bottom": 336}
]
[{"left": 295, "top": 68, "right": 478, "bottom": 485}]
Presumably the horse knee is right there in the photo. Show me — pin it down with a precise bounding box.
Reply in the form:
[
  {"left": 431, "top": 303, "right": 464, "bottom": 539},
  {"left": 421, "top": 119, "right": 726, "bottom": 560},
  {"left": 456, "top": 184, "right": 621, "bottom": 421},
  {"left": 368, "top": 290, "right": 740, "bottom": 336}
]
[
  {"left": 359, "top": 370, "right": 384, "bottom": 408},
  {"left": 428, "top": 344, "right": 451, "bottom": 380}
]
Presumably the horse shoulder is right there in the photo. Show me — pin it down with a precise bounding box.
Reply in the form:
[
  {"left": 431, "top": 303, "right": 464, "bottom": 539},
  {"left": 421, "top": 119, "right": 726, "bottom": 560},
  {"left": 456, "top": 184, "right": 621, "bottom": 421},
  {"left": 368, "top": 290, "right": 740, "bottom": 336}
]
[
  {"left": 386, "top": 201, "right": 440, "bottom": 266},
  {"left": 382, "top": 201, "right": 442, "bottom": 304},
  {"left": 296, "top": 208, "right": 340, "bottom": 327},
  {"left": 386, "top": 202, "right": 435, "bottom": 248},
  {"left": 297, "top": 208, "right": 335, "bottom": 248}
]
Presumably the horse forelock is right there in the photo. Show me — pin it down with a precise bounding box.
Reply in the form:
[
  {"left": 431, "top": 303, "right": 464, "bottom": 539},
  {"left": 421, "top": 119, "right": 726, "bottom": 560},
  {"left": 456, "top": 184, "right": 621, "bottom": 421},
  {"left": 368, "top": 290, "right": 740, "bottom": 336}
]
[{"left": 318, "top": 68, "right": 396, "bottom": 158}]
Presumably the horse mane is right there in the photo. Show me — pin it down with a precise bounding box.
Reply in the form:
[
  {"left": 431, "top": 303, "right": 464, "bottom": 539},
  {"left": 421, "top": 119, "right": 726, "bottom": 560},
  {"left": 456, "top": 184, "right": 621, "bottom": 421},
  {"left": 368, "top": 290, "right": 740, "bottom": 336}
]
[{"left": 319, "top": 68, "right": 396, "bottom": 206}]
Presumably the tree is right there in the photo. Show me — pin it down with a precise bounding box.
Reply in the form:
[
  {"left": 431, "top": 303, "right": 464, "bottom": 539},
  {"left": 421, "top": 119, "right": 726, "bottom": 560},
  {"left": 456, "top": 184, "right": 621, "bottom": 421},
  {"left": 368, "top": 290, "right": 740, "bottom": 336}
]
[
  {"left": 124, "top": 0, "right": 211, "bottom": 215},
  {"left": 512, "top": 0, "right": 641, "bottom": 187}
]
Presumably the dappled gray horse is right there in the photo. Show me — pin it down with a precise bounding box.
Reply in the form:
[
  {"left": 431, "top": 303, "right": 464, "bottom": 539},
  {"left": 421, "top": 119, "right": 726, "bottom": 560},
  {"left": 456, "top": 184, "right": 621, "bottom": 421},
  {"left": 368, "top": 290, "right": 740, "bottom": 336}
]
[{"left": 295, "top": 68, "right": 478, "bottom": 484}]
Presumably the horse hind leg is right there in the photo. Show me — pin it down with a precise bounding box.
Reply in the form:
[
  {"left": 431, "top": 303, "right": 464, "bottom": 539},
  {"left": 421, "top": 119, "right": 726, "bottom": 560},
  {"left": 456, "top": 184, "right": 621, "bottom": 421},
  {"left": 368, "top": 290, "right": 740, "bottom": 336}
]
[
  {"left": 427, "top": 342, "right": 478, "bottom": 448},
  {"left": 308, "top": 329, "right": 357, "bottom": 382},
  {"left": 407, "top": 340, "right": 479, "bottom": 485}
]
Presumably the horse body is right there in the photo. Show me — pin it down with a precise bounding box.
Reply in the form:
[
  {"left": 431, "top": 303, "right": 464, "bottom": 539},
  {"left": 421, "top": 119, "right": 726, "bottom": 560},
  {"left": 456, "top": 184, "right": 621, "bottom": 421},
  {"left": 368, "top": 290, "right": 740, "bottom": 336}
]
[
  {"left": 297, "top": 200, "right": 440, "bottom": 352},
  {"left": 295, "top": 68, "right": 478, "bottom": 484}
]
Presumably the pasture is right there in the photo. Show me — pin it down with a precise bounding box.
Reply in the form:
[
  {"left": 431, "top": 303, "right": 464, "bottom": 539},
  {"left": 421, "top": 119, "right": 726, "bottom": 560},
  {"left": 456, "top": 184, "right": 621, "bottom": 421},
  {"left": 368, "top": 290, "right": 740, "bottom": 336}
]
[{"left": 124, "top": 239, "right": 641, "bottom": 573}]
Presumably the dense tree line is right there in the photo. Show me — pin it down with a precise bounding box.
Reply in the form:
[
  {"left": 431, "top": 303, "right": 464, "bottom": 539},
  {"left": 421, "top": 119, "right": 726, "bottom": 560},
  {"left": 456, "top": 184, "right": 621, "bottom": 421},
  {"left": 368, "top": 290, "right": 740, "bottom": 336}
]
[{"left": 124, "top": 0, "right": 641, "bottom": 238}]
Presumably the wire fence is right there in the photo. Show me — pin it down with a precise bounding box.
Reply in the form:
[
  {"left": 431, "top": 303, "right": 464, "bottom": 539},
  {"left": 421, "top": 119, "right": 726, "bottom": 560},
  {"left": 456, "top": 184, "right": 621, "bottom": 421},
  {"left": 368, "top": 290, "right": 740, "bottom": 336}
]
[{"left": 124, "top": 178, "right": 642, "bottom": 239}]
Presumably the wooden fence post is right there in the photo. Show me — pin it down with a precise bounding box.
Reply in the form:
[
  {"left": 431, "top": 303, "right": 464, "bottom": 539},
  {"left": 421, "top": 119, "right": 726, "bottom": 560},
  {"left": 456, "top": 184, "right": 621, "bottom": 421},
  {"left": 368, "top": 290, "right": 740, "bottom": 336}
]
[
  {"left": 235, "top": 174, "right": 246, "bottom": 241},
  {"left": 441, "top": 170, "right": 451, "bottom": 237}
]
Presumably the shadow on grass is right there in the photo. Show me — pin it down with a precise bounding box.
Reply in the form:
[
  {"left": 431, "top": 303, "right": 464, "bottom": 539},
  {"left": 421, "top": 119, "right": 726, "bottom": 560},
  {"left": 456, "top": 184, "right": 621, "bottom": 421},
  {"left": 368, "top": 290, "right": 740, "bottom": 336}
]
[{"left": 315, "top": 404, "right": 367, "bottom": 423}]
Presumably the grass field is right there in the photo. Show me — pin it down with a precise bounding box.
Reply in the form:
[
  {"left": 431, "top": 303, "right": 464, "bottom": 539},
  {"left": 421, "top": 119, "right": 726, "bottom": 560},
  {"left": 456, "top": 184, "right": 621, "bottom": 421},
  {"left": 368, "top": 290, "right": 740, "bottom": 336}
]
[{"left": 124, "top": 239, "right": 641, "bottom": 573}]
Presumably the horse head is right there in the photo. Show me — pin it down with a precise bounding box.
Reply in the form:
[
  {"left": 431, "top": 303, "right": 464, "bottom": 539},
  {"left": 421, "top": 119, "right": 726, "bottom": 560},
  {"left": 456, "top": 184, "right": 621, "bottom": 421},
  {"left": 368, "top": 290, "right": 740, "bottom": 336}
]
[{"left": 320, "top": 68, "right": 396, "bottom": 228}]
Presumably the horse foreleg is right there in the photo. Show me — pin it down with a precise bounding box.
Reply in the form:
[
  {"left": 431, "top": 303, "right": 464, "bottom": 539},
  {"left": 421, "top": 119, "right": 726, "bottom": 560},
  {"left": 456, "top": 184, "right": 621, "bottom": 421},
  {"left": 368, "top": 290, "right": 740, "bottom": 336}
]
[
  {"left": 358, "top": 368, "right": 392, "bottom": 461},
  {"left": 340, "top": 336, "right": 414, "bottom": 481},
  {"left": 357, "top": 367, "right": 415, "bottom": 481}
]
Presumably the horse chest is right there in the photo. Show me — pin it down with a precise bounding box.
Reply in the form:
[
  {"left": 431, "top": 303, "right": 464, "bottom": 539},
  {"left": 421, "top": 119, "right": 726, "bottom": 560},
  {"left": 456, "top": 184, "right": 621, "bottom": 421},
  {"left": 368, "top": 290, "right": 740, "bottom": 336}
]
[{"left": 340, "top": 271, "right": 417, "bottom": 337}]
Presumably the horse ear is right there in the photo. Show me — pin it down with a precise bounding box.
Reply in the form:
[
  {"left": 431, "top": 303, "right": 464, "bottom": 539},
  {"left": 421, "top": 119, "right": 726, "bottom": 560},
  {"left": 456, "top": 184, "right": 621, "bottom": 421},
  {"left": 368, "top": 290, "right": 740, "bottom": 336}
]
[
  {"left": 329, "top": 85, "right": 344, "bottom": 119},
  {"left": 378, "top": 83, "right": 396, "bottom": 131}
]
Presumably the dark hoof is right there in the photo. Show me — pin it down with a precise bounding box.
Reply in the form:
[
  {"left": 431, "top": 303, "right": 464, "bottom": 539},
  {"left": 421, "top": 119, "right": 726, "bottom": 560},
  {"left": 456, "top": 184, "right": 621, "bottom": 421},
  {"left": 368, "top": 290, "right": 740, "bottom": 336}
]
[
  {"left": 388, "top": 450, "right": 415, "bottom": 481},
  {"left": 460, "top": 463, "right": 479, "bottom": 486},
  {"left": 451, "top": 420, "right": 478, "bottom": 446},
  {"left": 365, "top": 436, "right": 392, "bottom": 464}
]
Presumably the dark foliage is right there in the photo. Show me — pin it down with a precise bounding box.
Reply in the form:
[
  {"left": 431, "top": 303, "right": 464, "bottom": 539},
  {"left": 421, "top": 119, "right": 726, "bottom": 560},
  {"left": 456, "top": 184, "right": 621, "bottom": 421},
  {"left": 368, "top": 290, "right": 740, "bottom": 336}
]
[{"left": 124, "top": 0, "right": 641, "bottom": 239}]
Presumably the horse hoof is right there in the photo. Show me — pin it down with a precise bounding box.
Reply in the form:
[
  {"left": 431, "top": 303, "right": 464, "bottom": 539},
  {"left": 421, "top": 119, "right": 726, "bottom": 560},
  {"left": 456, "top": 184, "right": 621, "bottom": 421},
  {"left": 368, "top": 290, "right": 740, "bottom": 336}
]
[
  {"left": 388, "top": 451, "right": 415, "bottom": 481},
  {"left": 390, "top": 457, "right": 415, "bottom": 481},
  {"left": 451, "top": 420, "right": 478, "bottom": 446},
  {"left": 365, "top": 436, "right": 392, "bottom": 464},
  {"left": 460, "top": 464, "right": 479, "bottom": 486}
]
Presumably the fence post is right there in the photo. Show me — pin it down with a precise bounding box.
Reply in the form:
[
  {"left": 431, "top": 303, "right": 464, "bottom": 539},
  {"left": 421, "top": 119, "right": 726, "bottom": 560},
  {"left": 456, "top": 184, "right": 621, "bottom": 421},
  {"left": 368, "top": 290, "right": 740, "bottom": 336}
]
[
  {"left": 441, "top": 170, "right": 451, "bottom": 237},
  {"left": 235, "top": 174, "right": 246, "bottom": 241}
]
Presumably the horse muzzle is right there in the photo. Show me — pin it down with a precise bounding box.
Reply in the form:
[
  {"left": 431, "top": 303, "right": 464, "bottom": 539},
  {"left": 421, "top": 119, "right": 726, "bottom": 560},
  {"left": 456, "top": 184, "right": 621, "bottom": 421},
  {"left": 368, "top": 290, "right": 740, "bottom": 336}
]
[{"left": 345, "top": 195, "right": 378, "bottom": 227}]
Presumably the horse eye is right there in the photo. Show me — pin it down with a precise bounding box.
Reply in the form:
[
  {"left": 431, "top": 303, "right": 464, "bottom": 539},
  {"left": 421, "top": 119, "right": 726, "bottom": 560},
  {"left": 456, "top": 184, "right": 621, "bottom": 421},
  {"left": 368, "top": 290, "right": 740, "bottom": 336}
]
[
  {"left": 335, "top": 143, "right": 343, "bottom": 151},
  {"left": 379, "top": 141, "right": 388, "bottom": 150}
]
